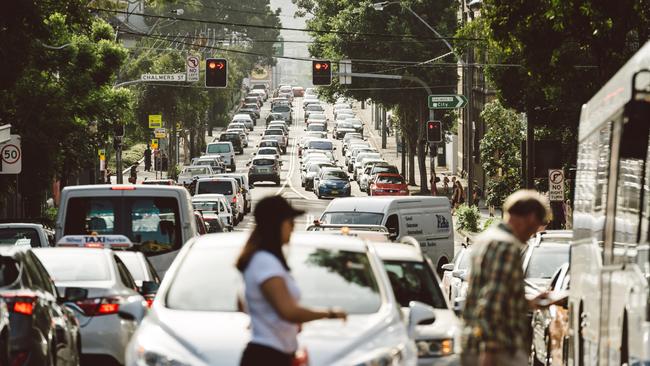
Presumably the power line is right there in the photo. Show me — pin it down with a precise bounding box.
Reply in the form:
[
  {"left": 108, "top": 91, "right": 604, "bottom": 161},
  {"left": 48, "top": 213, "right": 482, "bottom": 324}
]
[{"left": 92, "top": 7, "right": 484, "bottom": 42}]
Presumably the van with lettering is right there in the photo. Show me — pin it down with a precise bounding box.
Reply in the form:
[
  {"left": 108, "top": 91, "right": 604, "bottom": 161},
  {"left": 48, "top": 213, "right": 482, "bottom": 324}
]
[{"left": 319, "top": 196, "right": 453, "bottom": 272}]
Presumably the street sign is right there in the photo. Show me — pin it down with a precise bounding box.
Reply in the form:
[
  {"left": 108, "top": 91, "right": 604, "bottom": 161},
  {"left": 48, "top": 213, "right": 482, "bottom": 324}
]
[
  {"left": 186, "top": 55, "right": 200, "bottom": 82},
  {"left": 428, "top": 95, "right": 468, "bottom": 109},
  {"left": 151, "top": 139, "right": 159, "bottom": 150},
  {"left": 339, "top": 59, "right": 352, "bottom": 85},
  {"left": 141, "top": 73, "right": 186, "bottom": 82},
  {"left": 0, "top": 135, "right": 22, "bottom": 174},
  {"left": 148, "top": 115, "right": 162, "bottom": 129},
  {"left": 0, "top": 124, "right": 10, "bottom": 144},
  {"left": 98, "top": 149, "right": 106, "bottom": 161},
  {"left": 154, "top": 128, "right": 167, "bottom": 139},
  {"left": 548, "top": 169, "right": 565, "bottom": 201}
]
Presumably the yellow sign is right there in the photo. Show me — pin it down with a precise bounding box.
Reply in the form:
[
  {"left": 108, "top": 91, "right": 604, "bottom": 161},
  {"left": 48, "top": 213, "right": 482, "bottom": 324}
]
[
  {"left": 151, "top": 139, "right": 159, "bottom": 149},
  {"left": 98, "top": 149, "right": 106, "bottom": 161},
  {"left": 154, "top": 128, "right": 167, "bottom": 139},
  {"left": 148, "top": 115, "right": 162, "bottom": 129}
]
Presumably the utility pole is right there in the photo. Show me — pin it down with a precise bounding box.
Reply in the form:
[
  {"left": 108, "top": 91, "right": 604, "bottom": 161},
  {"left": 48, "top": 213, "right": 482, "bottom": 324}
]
[{"left": 381, "top": 107, "right": 387, "bottom": 149}]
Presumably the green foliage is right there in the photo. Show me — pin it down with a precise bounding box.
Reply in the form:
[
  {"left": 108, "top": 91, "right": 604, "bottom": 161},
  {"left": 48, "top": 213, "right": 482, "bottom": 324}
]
[
  {"left": 480, "top": 100, "right": 524, "bottom": 208},
  {"left": 455, "top": 204, "right": 481, "bottom": 233},
  {"left": 122, "top": 144, "right": 147, "bottom": 168},
  {"left": 44, "top": 207, "right": 58, "bottom": 228},
  {"left": 482, "top": 216, "right": 500, "bottom": 232}
]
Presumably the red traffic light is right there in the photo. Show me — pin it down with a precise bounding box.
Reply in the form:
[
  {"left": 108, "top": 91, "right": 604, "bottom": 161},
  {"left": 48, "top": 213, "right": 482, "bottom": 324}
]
[
  {"left": 208, "top": 61, "right": 224, "bottom": 70},
  {"left": 426, "top": 121, "right": 442, "bottom": 143},
  {"left": 312, "top": 60, "right": 332, "bottom": 86},
  {"left": 315, "top": 63, "right": 322, "bottom": 70}
]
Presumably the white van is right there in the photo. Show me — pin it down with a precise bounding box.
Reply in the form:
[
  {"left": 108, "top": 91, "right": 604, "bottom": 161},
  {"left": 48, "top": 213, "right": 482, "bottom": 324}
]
[
  {"left": 205, "top": 142, "right": 236, "bottom": 172},
  {"left": 194, "top": 177, "right": 245, "bottom": 223},
  {"left": 320, "top": 196, "right": 454, "bottom": 271},
  {"left": 55, "top": 184, "right": 198, "bottom": 278}
]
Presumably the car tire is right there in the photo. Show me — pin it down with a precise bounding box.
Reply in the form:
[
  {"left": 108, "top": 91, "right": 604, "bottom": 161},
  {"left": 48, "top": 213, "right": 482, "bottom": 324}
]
[{"left": 275, "top": 179, "right": 281, "bottom": 186}]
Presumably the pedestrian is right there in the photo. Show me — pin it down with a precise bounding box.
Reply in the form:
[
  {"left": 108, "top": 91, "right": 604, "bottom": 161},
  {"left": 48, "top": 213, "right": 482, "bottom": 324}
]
[
  {"left": 452, "top": 180, "right": 465, "bottom": 211},
  {"left": 144, "top": 145, "right": 152, "bottom": 172},
  {"left": 128, "top": 164, "right": 137, "bottom": 184},
  {"left": 236, "top": 196, "right": 347, "bottom": 366},
  {"left": 161, "top": 152, "right": 168, "bottom": 171},
  {"left": 442, "top": 175, "right": 450, "bottom": 195},
  {"left": 460, "top": 190, "right": 553, "bottom": 366},
  {"left": 472, "top": 181, "right": 483, "bottom": 207},
  {"left": 429, "top": 173, "right": 439, "bottom": 196}
]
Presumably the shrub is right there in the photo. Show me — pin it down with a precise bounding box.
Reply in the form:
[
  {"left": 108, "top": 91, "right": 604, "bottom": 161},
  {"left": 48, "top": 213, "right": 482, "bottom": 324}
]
[
  {"left": 482, "top": 217, "right": 500, "bottom": 231},
  {"left": 455, "top": 204, "right": 480, "bottom": 232},
  {"left": 121, "top": 143, "right": 147, "bottom": 168}
]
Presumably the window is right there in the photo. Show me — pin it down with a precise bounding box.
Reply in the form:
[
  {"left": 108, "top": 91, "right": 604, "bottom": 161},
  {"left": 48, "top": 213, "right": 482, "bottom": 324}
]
[
  {"left": 197, "top": 181, "right": 233, "bottom": 195},
  {"left": 384, "top": 260, "right": 447, "bottom": 309},
  {"left": 0, "top": 228, "right": 41, "bottom": 247},
  {"left": 207, "top": 144, "right": 231, "bottom": 154},
  {"left": 265, "top": 130, "right": 282, "bottom": 136},
  {"left": 35, "top": 250, "right": 111, "bottom": 281},
  {"left": 525, "top": 245, "right": 570, "bottom": 280},
  {"left": 320, "top": 212, "right": 384, "bottom": 225},
  {"left": 0, "top": 256, "right": 19, "bottom": 287},
  {"left": 193, "top": 201, "right": 220, "bottom": 212},
  {"left": 115, "top": 256, "right": 137, "bottom": 290},
  {"left": 322, "top": 171, "right": 348, "bottom": 180},
  {"left": 376, "top": 176, "right": 404, "bottom": 185},
  {"left": 30, "top": 252, "right": 57, "bottom": 295},
  {"left": 23, "top": 252, "right": 49, "bottom": 293},
  {"left": 253, "top": 159, "right": 275, "bottom": 166},
  {"left": 385, "top": 214, "right": 399, "bottom": 237}
]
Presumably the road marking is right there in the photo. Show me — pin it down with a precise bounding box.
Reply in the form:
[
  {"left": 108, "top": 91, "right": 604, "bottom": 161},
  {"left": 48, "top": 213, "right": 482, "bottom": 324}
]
[{"left": 274, "top": 107, "right": 314, "bottom": 201}]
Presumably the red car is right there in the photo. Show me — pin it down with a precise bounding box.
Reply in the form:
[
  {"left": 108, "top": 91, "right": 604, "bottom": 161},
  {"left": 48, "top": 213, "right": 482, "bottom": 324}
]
[{"left": 368, "top": 173, "right": 409, "bottom": 196}]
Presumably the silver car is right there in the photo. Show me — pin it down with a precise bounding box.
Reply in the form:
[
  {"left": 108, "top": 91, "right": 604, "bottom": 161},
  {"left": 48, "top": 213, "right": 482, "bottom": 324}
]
[
  {"left": 125, "top": 232, "right": 438, "bottom": 366},
  {"left": 34, "top": 245, "right": 147, "bottom": 365}
]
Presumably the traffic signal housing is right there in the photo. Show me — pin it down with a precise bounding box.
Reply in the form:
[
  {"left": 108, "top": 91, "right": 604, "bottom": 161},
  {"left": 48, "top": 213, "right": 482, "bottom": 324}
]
[
  {"left": 206, "top": 58, "right": 227, "bottom": 88},
  {"left": 426, "top": 121, "right": 442, "bottom": 143},
  {"left": 312, "top": 60, "right": 332, "bottom": 86}
]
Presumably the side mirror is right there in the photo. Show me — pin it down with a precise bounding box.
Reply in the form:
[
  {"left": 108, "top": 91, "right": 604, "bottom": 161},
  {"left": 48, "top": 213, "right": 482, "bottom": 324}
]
[
  {"left": 453, "top": 297, "right": 465, "bottom": 317},
  {"left": 60, "top": 287, "right": 88, "bottom": 303},
  {"left": 246, "top": 162, "right": 251, "bottom": 166},
  {"left": 441, "top": 263, "right": 454, "bottom": 272},
  {"left": 118, "top": 298, "right": 147, "bottom": 323},
  {"left": 249, "top": 184, "right": 255, "bottom": 190},
  {"left": 452, "top": 269, "right": 467, "bottom": 281},
  {"left": 407, "top": 301, "right": 436, "bottom": 338}
]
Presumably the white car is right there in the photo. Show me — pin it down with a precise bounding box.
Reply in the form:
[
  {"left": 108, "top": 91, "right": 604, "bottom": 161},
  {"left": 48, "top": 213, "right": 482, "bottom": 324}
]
[
  {"left": 440, "top": 245, "right": 472, "bottom": 307},
  {"left": 34, "top": 245, "right": 148, "bottom": 365},
  {"left": 177, "top": 165, "right": 215, "bottom": 185},
  {"left": 354, "top": 152, "right": 382, "bottom": 179},
  {"left": 206, "top": 142, "right": 236, "bottom": 172},
  {"left": 195, "top": 177, "right": 245, "bottom": 223},
  {"left": 359, "top": 162, "right": 391, "bottom": 192},
  {"left": 192, "top": 194, "right": 234, "bottom": 231},
  {"left": 0, "top": 223, "right": 53, "bottom": 247},
  {"left": 125, "top": 232, "right": 434, "bottom": 366},
  {"left": 232, "top": 114, "right": 255, "bottom": 130},
  {"left": 371, "top": 239, "right": 461, "bottom": 365},
  {"left": 356, "top": 158, "right": 387, "bottom": 185}
]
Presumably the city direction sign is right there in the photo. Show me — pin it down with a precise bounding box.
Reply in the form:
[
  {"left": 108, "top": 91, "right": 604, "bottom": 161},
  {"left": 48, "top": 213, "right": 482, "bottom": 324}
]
[
  {"left": 141, "top": 73, "right": 186, "bottom": 82},
  {"left": 428, "top": 95, "right": 468, "bottom": 109}
]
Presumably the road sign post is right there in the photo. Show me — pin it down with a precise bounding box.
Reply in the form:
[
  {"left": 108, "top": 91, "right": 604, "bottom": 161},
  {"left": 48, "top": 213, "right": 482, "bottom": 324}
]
[
  {"left": 154, "top": 128, "right": 167, "bottom": 139},
  {"left": 148, "top": 115, "right": 162, "bottom": 129},
  {"left": 548, "top": 169, "right": 565, "bottom": 201},
  {"left": 186, "top": 55, "right": 200, "bottom": 82},
  {"left": 0, "top": 135, "right": 22, "bottom": 174},
  {"left": 428, "top": 95, "right": 468, "bottom": 109},
  {"left": 151, "top": 139, "right": 159, "bottom": 150}
]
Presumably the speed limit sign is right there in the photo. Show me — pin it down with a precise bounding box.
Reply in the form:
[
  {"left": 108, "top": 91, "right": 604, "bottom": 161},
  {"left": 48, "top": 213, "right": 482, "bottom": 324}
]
[{"left": 0, "top": 135, "right": 22, "bottom": 174}]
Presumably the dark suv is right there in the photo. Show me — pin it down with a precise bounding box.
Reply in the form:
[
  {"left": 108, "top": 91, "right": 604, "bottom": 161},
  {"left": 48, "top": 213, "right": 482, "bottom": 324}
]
[
  {"left": 219, "top": 133, "right": 244, "bottom": 154},
  {"left": 248, "top": 156, "right": 281, "bottom": 185},
  {"left": 0, "top": 247, "right": 84, "bottom": 366}
]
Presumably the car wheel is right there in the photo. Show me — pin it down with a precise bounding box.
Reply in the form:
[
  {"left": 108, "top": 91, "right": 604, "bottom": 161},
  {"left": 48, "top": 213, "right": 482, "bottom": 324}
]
[{"left": 275, "top": 179, "right": 281, "bottom": 186}]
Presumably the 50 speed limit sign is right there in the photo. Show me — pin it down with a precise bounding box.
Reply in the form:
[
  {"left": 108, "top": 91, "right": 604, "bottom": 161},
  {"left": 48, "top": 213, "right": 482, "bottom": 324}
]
[{"left": 0, "top": 135, "right": 22, "bottom": 174}]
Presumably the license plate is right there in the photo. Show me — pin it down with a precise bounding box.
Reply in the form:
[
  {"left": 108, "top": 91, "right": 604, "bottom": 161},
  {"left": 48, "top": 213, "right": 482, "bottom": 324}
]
[{"left": 331, "top": 190, "right": 338, "bottom": 194}]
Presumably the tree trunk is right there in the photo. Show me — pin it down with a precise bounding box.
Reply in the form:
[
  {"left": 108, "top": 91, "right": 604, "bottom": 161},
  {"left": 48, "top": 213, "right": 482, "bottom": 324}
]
[
  {"left": 417, "top": 101, "right": 429, "bottom": 193},
  {"left": 408, "top": 140, "right": 416, "bottom": 186}
]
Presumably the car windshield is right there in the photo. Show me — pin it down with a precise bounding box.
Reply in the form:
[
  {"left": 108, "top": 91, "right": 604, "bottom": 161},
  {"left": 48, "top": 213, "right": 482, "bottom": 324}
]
[
  {"left": 321, "top": 212, "right": 384, "bottom": 225},
  {"left": 35, "top": 250, "right": 111, "bottom": 281},
  {"left": 376, "top": 175, "right": 403, "bottom": 184},
  {"left": 253, "top": 159, "right": 275, "bottom": 166},
  {"left": 0, "top": 228, "right": 41, "bottom": 246},
  {"left": 384, "top": 260, "right": 447, "bottom": 309},
  {"left": 166, "top": 245, "right": 382, "bottom": 314},
  {"left": 192, "top": 201, "right": 220, "bottom": 212},
  {"left": 323, "top": 171, "right": 348, "bottom": 180},
  {"left": 525, "top": 245, "right": 570, "bottom": 279},
  {"left": 258, "top": 149, "right": 277, "bottom": 155},
  {"left": 116, "top": 253, "right": 146, "bottom": 282},
  {"left": 373, "top": 166, "right": 399, "bottom": 175},
  {"left": 307, "top": 105, "right": 323, "bottom": 111},
  {"left": 308, "top": 125, "right": 325, "bottom": 131},
  {"left": 272, "top": 106, "right": 290, "bottom": 112},
  {"left": 457, "top": 249, "right": 472, "bottom": 270},
  {"left": 260, "top": 141, "right": 277, "bottom": 147},
  {"left": 0, "top": 256, "right": 19, "bottom": 286},
  {"left": 63, "top": 196, "right": 181, "bottom": 254},
  {"left": 338, "top": 122, "right": 353, "bottom": 129},
  {"left": 310, "top": 114, "right": 326, "bottom": 120},
  {"left": 207, "top": 144, "right": 231, "bottom": 154},
  {"left": 308, "top": 141, "right": 333, "bottom": 150},
  {"left": 198, "top": 181, "right": 233, "bottom": 195},
  {"left": 182, "top": 167, "right": 209, "bottom": 175},
  {"left": 265, "top": 130, "right": 282, "bottom": 135}
]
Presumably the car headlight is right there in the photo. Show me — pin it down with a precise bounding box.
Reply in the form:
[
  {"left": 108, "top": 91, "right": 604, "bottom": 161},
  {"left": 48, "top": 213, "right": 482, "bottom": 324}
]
[
  {"left": 127, "top": 319, "right": 208, "bottom": 366},
  {"left": 416, "top": 339, "right": 454, "bottom": 357},
  {"left": 353, "top": 347, "right": 404, "bottom": 366},
  {"left": 136, "top": 348, "right": 192, "bottom": 366},
  {"left": 344, "top": 183, "right": 351, "bottom": 189}
]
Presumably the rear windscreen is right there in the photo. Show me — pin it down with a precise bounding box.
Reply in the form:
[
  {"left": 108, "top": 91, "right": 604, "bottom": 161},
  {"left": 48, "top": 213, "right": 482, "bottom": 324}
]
[
  {"left": 0, "top": 228, "right": 42, "bottom": 247},
  {"left": 207, "top": 144, "right": 231, "bottom": 154},
  {"left": 253, "top": 159, "right": 275, "bottom": 166},
  {"left": 198, "top": 181, "right": 233, "bottom": 195},
  {"left": 63, "top": 196, "right": 181, "bottom": 254},
  {"left": 265, "top": 130, "right": 282, "bottom": 135},
  {"left": 35, "top": 250, "right": 111, "bottom": 281},
  {"left": 272, "top": 106, "right": 290, "bottom": 112},
  {"left": 0, "top": 256, "right": 19, "bottom": 286}
]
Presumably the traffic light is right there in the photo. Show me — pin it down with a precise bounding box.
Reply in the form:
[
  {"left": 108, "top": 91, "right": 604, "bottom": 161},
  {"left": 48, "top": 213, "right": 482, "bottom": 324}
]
[
  {"left": 312, "top": 60, "right": 332, "bottom": 86},
  {"left": 206, "top": 58, "right": 227, "bottom": 88},
  {"left": 426, "top": 121, "right": 442, "bottom": 143}
]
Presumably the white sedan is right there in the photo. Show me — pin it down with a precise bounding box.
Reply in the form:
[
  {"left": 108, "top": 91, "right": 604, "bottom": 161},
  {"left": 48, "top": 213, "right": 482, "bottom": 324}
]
[{"left": 126, "top": 232, "right": 436, "bottom": 366}]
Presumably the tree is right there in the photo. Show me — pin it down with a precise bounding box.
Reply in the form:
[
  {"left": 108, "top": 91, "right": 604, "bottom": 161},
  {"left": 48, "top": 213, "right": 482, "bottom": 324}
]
[{"left": 479, "top": 100, "right": 524, "bottom": 208}]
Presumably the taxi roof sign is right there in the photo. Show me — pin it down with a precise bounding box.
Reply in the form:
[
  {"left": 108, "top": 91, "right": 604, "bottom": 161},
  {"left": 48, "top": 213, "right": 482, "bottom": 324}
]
[{"left": 57, "top": 235, "right": 134, "bottom": 249}]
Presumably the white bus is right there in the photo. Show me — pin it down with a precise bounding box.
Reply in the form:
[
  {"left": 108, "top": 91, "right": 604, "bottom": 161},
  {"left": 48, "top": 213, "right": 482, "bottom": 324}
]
[{"left": 569, "top": 41, "right": 650, "bottom": 365}]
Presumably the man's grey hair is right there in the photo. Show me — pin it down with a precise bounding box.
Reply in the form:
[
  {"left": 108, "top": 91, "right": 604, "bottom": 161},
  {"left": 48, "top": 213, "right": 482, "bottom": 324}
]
[{"left": 503, "top": 189, "right": 552, "bottom": 224}]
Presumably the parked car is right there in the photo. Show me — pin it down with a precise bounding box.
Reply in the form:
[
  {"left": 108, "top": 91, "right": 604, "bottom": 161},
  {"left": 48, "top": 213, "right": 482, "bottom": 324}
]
[
  {"left": 34, "top": 244, "right": 147, "bottom": 365},
  {"left": 195, "top": 177, "right": 245, "bottom": 223},
  {"left": 368, "top": 173, "right": 409, "bottom": 196},
  {"left": 314, "top": 168, "right": 352, "bottom": 199},
  {"left": 372, "top": 239, "right": 461, "bottom": 365},
  {"left": 0, "top": 223, "right": 53, "bottom": 247},
  {"left": 440, "top": 244, "right": 472, "bottom": 306},
  {"left": 0, "top": 246, "right": 81, "bottom": 366},
  {"left": 217, "top": 173, "right": 253, "bottom": 215},
  {"left": 247, "top": 155, "right": 281, "bottom": 186},
  {"left": 522, "top": 230, "right": 572, "bottom": 291},
  {"left": 125, "top": 232, "right": 431, "bottom": 366}
]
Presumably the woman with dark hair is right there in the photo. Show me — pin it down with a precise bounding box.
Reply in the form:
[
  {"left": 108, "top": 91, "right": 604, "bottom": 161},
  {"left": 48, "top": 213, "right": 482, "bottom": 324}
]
[
  {"left": 452, "top": 180, "right": 465, "bottom": 211},
  {"left": 237, "top": 196, "right": 346, "bottom": 366}
]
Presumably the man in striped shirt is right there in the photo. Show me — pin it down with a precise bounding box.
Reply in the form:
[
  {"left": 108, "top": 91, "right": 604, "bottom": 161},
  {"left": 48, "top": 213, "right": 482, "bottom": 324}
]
[{"left": 460, "top": 190, "right": 552, "bottom": 366}]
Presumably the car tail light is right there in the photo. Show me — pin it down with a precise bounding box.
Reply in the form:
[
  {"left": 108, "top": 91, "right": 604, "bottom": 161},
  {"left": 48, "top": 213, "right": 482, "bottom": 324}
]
[
  {"left": 2, "top": 294, "right": 36, "bottom": 316},
  {"left": 144, "top": 295, "right": 155, "bottom": 308},
  {"left": 111, "top": 186, "right": 136, "bottom": 190},
  {"left": 75, "top": 297, "right": 121, "bottom": 316},
  {"left": 292, "top": 348, "right": 309, "bottom": 366},
  {"left": 232, "top": 196, "right": 237, "bottom": 203}
]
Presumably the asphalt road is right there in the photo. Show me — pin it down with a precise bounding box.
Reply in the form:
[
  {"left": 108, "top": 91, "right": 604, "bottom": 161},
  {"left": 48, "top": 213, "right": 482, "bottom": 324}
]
[{"left": 206, "top": 96, "right": 366, "bottom": 232}]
